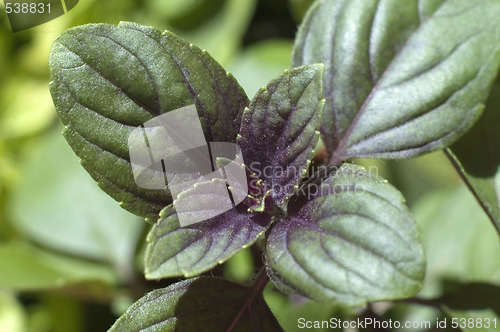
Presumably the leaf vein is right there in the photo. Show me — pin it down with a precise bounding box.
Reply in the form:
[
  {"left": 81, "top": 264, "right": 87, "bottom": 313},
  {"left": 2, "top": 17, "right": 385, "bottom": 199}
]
[
  {"left": 57, "top": 41, "right": 156, "bottom": 117},
  {"left": 331, "top": 0, "right": 450, "bottom": 162},
  {"left": 88, "top": 32, "right": 163, "bottom": 114}
]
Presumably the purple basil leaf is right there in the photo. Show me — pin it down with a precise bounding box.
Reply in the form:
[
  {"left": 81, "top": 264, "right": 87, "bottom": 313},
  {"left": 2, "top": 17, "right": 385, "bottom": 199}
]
[
  {"left": 265, "top": 163, "right": 425, "bottom": 306},
  {"left": 293, "top": 0, "right": 500, "bottom": 161},
  {"left": 49, "top": 22, "right": 249, "bottom": 219},
  {"left": 109, "top": 277, "right": 283, "bottom": 332},
  {"left": 237, "top": 64, "right": 325, "bottom": 207},
  {"left": 145, "top": 204, "right": 270, "bottom": 279}
]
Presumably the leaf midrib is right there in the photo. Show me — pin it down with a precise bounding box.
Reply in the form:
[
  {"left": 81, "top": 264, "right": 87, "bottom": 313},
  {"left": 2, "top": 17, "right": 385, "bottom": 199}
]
[{"left": 330, "top": 0, "right": 448, "bottom": 163}]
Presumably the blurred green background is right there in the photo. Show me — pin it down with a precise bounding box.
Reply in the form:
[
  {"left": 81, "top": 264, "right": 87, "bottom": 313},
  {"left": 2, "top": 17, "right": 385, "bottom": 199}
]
[{"left": 0, "top": 0, "right": 498, "bottom": 331}]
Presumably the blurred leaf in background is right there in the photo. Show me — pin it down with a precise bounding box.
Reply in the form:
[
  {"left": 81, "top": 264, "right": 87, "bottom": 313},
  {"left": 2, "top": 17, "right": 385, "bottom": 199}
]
[
  {"left": 448, "top": 73, "right": 500, "bottom": 236},
  {"left": 264, "top": 285, "right": 357, "bottom": 332},
  {"left": 288, "top": 0, "right": 314, "bottom": 23},
  {"left": 355, "top": 150, "right": 460, "bottom": 208},
  {"left": 166, "top": 0, "right": 257, "bottom": 65},
  {"left": 414, "top": 186, "right": 500, "bottom": 298},
  {"left": 0, "top": 292, "right": 26, "bottom": 332},
  {"left": 0, "top": 242, "right": 116, "bottom": 291},
  {"left": 228, "top": 39, "right": 292, "bottom": 98},
  {"left": 8, "top": 131, "right": 144, "bottom": 283}
]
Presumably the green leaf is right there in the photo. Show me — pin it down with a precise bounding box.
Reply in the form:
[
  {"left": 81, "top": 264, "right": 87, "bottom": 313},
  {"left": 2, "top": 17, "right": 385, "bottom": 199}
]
[
  {"left": 447, "top": 75, "right": 500, "bottom": 236},
  {"left": 140, "top": 0, "right": 257, "bottom": 65},
  {"left": 163, "top": 0, "right": 226, "bottom": 30},
  {"left": 228, "top": 39, "right": 293, "bottom": 98},
  {"left": 436, "top": 283, "right": 500, "bottom": 316},
  {"left": 237, "top": 64, "right": 325, "bottom": 206},
  {"left": 0, "top": 78, "right": 54, "bottom": 140},
  {"left": 412, "top": 187, "right": 500, "bottom": 298},
  {"left": 9, "top": 131, "right": 143, "bottom": 281},
  {"left": 35, "top": 295, "right": 85, "bottom": 332},
  {"left": 265, "top": 163, "right": 425, "bottom": 306},
  {"left": 49, "top": 22, "right": 249, "bottom": 219},
  {"left": 264, "top": 283, "right": 353, "bottom": 332},
  {"left": 224, "top": 248, "right": 254, "bottom": 283},
  {"left": 145, "top": 206, "right": 270, "bottom": 279},
  {"left": 0, "top": 242, "right": 116, "bottom": 290},
  {"left": 109, "top": 277, "right": 283, "bottom": 332},
  {"left": 169, "top": 0, "right": 258, "bottom": 65},
  {"left": 288, "top": 0, "right": 315, "bottom": 23},
  {"left": 293, "top": 0, "right": 500, "bottom": 161},
  {"left": 0, "top": 293, "right": 26, "bottom": 332}
]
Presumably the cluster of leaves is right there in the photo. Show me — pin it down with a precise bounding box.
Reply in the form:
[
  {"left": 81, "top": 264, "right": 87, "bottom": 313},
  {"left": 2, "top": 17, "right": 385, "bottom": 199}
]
[
  {"left": 1, "top": 0, "right": 262, "bottom": 331},
  {"left": 46, "top": 0, "right": 500, "bottom": 330}
]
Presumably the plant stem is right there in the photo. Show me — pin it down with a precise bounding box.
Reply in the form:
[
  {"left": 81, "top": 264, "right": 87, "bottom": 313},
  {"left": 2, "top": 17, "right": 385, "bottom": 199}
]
[
  {"left": 226, "top": 268, "right": 270, "bottom": 332},
  {"left": 444, "top": 148, "right": 500, "bottom": 236},
  {"left": 394, "top": 297, "right": 439, "bottom": 308},
  {"left": 329, "top": 151, "right": 342, "bottom": 166}
]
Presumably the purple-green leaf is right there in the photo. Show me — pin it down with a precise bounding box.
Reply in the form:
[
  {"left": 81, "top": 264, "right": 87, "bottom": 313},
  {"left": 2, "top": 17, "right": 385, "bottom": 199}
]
[
  {"left": 109, "top": 277, "right": 282, "bottom": 332},
  {"left": 237, "top": 64, "right": 325, "bottom": 206},
  {"left": 265, "top": 163, "right": 425, "bottom": 306},
  {"left": 145, "top": 205, "right": 270, "bottom": 279},
  {"left": 293, "top": 0, "right": 500, "bottom": 162},
  {"left": 49, "top": 22, "right": 248, "bottom": 219}
]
